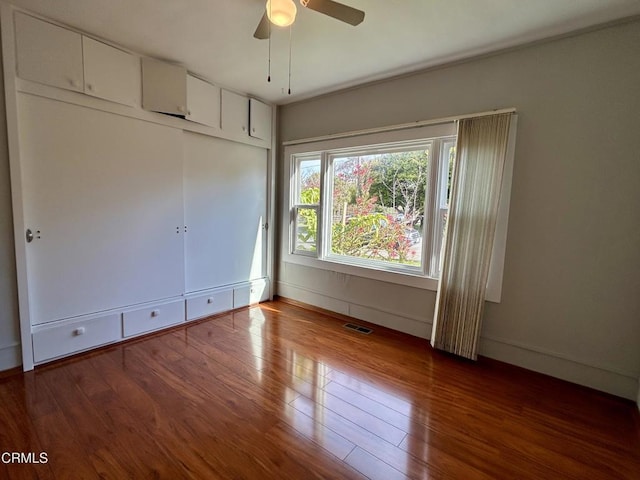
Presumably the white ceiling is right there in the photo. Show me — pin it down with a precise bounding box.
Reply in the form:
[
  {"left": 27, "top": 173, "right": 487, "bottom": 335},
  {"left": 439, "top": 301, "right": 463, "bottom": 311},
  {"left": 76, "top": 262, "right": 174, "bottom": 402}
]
[{"left": 7, "top": 0, "right": 640, "bottom": 105}]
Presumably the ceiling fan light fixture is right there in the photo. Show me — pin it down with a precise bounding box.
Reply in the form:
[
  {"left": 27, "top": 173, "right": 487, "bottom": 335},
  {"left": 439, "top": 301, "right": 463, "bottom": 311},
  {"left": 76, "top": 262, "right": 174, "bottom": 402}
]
[{"left": 266, "top": 0, "right": 297, "bottom": 27}]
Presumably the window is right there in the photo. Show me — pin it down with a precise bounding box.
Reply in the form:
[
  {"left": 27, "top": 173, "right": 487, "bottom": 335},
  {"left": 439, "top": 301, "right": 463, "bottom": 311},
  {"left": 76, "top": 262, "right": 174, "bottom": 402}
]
[
  {"left": 288, "top": 124, "right": 457, "bottom": 282},
  {"left": 283, "top": 115, "right": 516, "bottom": 300},
  {"left": 326, "top": 144, "right": 433, "bottom": 273},
  {"left": 292, "top": 156, "right": 321, "bottom": 254}
]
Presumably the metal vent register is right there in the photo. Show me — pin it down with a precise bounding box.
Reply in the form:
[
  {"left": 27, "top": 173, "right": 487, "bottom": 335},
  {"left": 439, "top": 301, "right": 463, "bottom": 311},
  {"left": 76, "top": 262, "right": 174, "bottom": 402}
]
[{"left": 343, "top": 323, "right": 373, "bottom": 334}]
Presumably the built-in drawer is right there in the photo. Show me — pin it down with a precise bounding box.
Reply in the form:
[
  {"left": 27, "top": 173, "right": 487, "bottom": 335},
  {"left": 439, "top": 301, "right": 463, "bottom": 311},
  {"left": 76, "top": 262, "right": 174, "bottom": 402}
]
[
  {"left": 186, "top": 289, "right": 233, "bottom": 321},
  {"left": 250, "top": 279, "right": 269, "bottom": 304},
  {"left": 233, "top": 279, "right": 269, "bottom": 309},
  {"left": 122, "top": 300, "right": 185, "bottom": 337},
  {"left": 233, "top": 285, "right": 251, "bottom": 309},
  {"left": 32, "top": 313, "right": 121, "bottom": 363}
]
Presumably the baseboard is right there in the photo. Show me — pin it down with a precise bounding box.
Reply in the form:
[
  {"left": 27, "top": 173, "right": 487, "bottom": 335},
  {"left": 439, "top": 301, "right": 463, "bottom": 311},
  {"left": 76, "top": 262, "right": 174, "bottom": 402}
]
[
  {"left": 0, "top": 342, "right": 22, "bottom": 371},
  {"left": 479, "top": 335, "right": 638, "bottom": 400},
  {"left": 276, "top": 281, "right": 431, "bottom": 339},
  {"left": 276, "top": 281, "right": 639, "bottom": 401}
]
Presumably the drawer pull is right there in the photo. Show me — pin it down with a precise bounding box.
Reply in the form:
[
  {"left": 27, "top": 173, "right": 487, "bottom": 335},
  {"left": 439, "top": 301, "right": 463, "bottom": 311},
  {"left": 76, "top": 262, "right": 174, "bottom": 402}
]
[
  {"left": 207, "top": 297, "right": 214, "bottom": 304},
  {"left": 150, "top": 309, "right": 161, "bottom": 317},
  {"left": 73, "top": 327, "right": 85, "bottom": 336}
]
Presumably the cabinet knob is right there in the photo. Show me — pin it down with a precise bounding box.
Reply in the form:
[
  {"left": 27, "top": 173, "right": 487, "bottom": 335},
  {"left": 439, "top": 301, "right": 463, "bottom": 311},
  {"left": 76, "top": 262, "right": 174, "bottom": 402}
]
[
  {"left": 207, "top": 297, "right": 214, "bottom": 304},
  {"left": 151, "top": 309, "right": 161, "bottom": 317},
  {"left": 73, "top": 327, "right": 85, "bottom": 336},
  {"left": 69, "top": 79, "right": 81, "bottom": 88},
  {"left": 242, "top": 126, "right": 247, "bottom": 132},
  {"left": 177, "top": 106, "right": 186, "bottom": 113}
]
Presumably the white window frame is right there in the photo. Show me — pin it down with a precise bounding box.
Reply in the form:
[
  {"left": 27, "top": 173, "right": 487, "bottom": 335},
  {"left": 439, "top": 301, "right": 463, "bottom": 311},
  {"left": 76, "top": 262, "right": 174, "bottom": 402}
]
[
  {"left": 291, "top": 154, "right": 322, "bottom": 256},
  {"left": 321, "top": 139, "right": 447, "bottom": 277},
  {"left": 281, "top": 116, "right": 517, "bottom": 302}
]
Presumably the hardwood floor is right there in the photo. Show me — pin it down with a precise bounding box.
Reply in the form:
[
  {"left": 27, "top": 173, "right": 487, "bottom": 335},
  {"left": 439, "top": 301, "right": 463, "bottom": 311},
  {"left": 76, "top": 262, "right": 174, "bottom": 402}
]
[{"left": 1, "top": 299, "right": 639, "bottom": 479}]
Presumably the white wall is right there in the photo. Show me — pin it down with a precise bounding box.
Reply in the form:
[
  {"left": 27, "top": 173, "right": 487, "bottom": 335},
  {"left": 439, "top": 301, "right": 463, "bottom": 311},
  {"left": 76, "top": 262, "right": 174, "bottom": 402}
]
[
  {"left": 0, "top": 23, "right": 21, "bottom": 370},
  {"left": 277, "top": 20, "right": 640, "bottom": 400}
]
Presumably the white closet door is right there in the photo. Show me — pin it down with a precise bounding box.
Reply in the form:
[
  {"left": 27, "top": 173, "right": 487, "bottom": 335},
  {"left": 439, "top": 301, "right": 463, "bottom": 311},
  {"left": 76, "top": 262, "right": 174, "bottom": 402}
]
[
  {"left": 184, "top": 132, "right": 267, "bottom": 292},
  {"left": 18, "top": 94, "right": 185, "bottom": 324}
]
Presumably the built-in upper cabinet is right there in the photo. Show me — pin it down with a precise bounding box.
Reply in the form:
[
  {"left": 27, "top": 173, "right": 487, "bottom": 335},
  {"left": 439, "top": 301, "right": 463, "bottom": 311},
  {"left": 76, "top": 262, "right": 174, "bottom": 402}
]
[
  {"left": 141, "top": 57, "right": 187, "bottom": 116},
  {"left": 221, "top": 89, "right": 249, "bottom": 136},
  {"left": 142, "top": 57, "right": 220, "bottom": 129},
  {"left": 249, "top": 98, "right": 272, "bottom": 141},
  {"left": 82, "top": 37, "right": 140, "bottom": 107},
  {"left": 15, "top": 12, "right": 84, "bottom": 92},
  {"left": 222, "top": 91, "right": 272, "bottom": 141},
  {"left": 15, "top": 12, "right": 140, "bottom": 107},
  {"left": 186, "top": 75, "right": 220, "bottom": 128},
  {"left": 13, "top": 11, "right": 271, "bottom": 142}
]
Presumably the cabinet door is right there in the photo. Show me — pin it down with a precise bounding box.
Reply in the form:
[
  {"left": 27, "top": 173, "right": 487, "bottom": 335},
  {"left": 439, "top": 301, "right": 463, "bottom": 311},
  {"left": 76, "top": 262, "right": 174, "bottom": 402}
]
[
  {"left": 249, "top": 98, "right": 272, "bottom": 141},
  {"left": 186, "top": 75, "right": 220, "bottom": 128},
  {"left": 221, "top": 89, "right": 249, "bottom": 136},
  {"left": 14, "top": 12, "right": 83, "bottom": 92},
  {"left": 141, "top": 57, "right": 187, "bottom": 115},
  {"left": 83, "top": 37, "right": 140, "bottom": 107},
  {"left": 19, "top": 93, "right": 185, "bottom": 324},
  {"left": 184, "top": 132, "right": 267, "bottom": 292}
]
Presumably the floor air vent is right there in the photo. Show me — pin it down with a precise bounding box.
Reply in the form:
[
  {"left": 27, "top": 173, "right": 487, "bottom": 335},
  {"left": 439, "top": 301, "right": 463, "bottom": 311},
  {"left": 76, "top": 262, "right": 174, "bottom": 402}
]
[{"left": 343, "top": 323, "right": 373, "bottom": 334}]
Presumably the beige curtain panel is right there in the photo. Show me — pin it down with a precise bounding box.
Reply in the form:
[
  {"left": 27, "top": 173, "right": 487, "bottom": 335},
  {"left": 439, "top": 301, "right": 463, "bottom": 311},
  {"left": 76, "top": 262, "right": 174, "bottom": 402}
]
[{"left": 431, "top": 113, "right": 512, "bottom": 360}]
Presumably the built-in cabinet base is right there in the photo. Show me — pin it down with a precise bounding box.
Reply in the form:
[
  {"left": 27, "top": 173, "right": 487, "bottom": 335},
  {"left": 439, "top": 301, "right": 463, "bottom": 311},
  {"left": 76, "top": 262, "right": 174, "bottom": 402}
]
[
  {"left": 30, "top": 279, "right": 269, "bottom": 365},
  {"left": 32, "top": 312, "right": 121, "bottom": 363}
]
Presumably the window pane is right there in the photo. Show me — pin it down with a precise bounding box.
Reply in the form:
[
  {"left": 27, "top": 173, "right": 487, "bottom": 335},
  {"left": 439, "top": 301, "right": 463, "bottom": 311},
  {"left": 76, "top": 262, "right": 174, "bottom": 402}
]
[
  {"left": 295, "top": 158, "right": 321, "bottom": 204},
  {"left": 294, "top": 207, "right": 317, "bottom": 253},
  {"left": 329, "top": 148, "right": 429, "bottom": 269}
]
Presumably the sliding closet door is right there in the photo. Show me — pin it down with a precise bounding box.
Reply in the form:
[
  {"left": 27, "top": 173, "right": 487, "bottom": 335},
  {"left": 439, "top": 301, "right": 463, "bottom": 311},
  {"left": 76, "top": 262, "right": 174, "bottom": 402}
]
[
  {"left": 184, "top": 131, "right": 267, "bottom": 292},
  {"left": 18, "top": 94, "right": 184, "bottom": 324}
]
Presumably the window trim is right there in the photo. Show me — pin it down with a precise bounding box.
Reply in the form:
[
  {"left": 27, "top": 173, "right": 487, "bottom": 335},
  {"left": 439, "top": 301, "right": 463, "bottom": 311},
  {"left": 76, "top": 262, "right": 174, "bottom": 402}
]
[{"left": 281, "top": 116, "right": 517, "bottom": 302}]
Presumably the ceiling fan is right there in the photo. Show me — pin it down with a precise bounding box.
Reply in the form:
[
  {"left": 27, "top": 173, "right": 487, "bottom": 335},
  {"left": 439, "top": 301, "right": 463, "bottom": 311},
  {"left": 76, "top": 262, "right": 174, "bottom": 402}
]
[{"left": 253, "top": 0, "right": 365, "bottom": 39}]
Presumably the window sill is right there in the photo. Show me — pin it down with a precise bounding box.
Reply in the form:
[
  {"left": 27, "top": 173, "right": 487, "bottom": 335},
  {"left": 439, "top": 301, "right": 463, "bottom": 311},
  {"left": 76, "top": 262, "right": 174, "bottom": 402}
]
[{"left": 283, "top": 253, "right": 440, "bottom": 291}]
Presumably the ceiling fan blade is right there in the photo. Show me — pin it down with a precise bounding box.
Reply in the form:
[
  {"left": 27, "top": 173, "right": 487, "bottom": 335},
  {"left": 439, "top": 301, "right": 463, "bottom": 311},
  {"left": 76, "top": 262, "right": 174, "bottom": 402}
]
[
  {"left": 253, "top": 12, "right": 270, "bottom": 39},
  {"left": 304, "top": 0, "right": 365, "bottom": 26}
]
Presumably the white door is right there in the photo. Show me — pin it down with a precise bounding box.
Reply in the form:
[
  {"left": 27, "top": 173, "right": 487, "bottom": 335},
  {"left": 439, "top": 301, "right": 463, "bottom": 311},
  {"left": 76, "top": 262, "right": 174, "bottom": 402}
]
[
  {"left": 18, "top": 94, "right": 185, "bottom": 325},
  {"left": 184, "top": 132, "right": 267, "bottom": 292}
]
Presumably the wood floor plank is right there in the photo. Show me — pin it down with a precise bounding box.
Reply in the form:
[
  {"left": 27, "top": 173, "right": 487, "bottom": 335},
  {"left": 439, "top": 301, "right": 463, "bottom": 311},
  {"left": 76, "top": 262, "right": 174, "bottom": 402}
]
[
  {"left": 290, "top": 392, "right": 445, "bottom": 479},
  {"left": 345, "top": 447, "right": 408, "bottom": 480},
  {"left": 263, "top": 421, "right": 365, "bottom": 479},
  {"left": 324, "top": 380, "right": 413, "bottom": 431},
  {"left": 0, "top": 300, "right": 638, "bottom": 479},
  {"left": 123, "top": 334, "right": 349, "bottom": 479},
  {"left": 326, "top": 369, "right": 414, "bottom": 415},
  {"left": 162, "top": 324, "right": 357, "bottom": 462},
  {"left": 0, "top": 379, "right": 56, "bottom": 480}
]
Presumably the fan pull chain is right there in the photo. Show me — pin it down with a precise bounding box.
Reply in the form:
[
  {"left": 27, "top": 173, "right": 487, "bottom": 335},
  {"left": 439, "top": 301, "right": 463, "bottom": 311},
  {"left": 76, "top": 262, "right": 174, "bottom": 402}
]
[
  {"left": 267, "top": 4, "right": 272, "bottom": 82},
  {"left": 267, "top": 23, "right": 271, "bottom": 82},
  {"left": 288, "top": 24, "right": 292, "bottom": 95}
]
